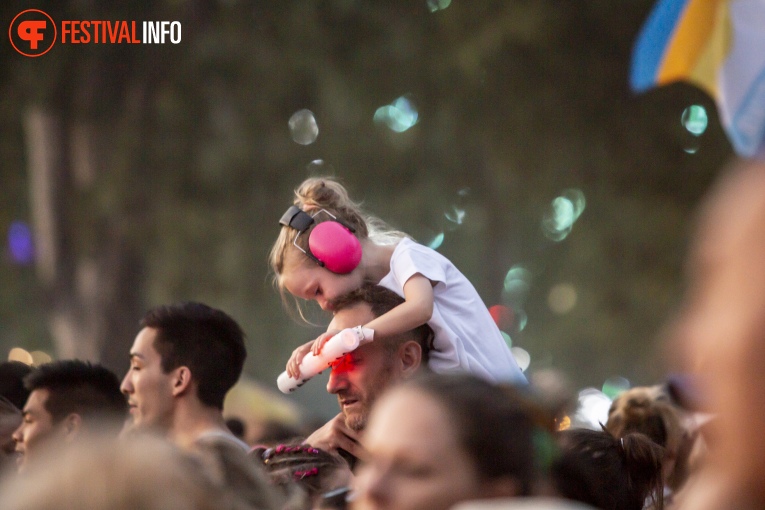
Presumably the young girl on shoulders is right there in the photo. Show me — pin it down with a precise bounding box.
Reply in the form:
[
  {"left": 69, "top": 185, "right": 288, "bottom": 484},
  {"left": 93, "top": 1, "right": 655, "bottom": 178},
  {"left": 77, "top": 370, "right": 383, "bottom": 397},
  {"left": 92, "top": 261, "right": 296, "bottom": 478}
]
[{"left": 269, "top": 176, "right": 525, "bottom": 384}]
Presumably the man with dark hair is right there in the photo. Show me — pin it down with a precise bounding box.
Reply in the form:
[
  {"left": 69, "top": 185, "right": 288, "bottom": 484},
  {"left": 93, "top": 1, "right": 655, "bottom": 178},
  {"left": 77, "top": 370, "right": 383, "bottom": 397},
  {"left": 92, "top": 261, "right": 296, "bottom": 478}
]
[
  {"left": 12, "top": 360, "right": 126, "bottom": 472},
  {"left": 304, "top": 284, "right": 432, "bottom": 464},
  {"left": 120, "top": 302, "right": 281, "bottom": 509},
  {"left": 121, "top": 301, "right": 246, "bottom": 437}
]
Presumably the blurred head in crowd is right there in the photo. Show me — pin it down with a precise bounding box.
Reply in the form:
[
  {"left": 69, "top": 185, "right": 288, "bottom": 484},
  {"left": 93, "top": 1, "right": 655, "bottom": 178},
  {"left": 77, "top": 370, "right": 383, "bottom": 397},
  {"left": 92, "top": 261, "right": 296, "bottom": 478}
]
[
  {"left": 551, "top": 429, "right": 664, "bottom": 510},
  {"left": 0, "top": 432, "right": 229, "bottom": 510},
  {"left": 0, "top": 361, "right": 32, "bottom": 411},
  {"left": 0, "top": 361, "right": 31, "bottom": 470},
  {"left": 668, "top": 158, "right": 765, "bottom": 508},
  {"left": 606, "top": 384, "right": 699, "bottom": 495},
  {"left": 120, "top": 302, "right": 246, "bottom": 432},
  {"left": 354, "top": 373, "right": 537, "bottom": 510},
  {"left": 12, "top": 360, "right": 127, "bottom": 473},
  {"left": 225, "top": 416, "right": 246, "bottom": 441},
  {"left": 0, "top": 395, "right": 22, "bottom": 473},
  {"left": 327, "top": 284, "right": 431, "bottom": 432}
]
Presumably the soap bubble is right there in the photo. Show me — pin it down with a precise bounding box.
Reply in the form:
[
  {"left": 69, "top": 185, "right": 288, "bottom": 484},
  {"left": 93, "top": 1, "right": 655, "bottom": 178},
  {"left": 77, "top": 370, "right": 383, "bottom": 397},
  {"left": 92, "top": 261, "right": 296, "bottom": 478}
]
[{"left": 289, "top": 109, "right": 319, "bottom": 145}]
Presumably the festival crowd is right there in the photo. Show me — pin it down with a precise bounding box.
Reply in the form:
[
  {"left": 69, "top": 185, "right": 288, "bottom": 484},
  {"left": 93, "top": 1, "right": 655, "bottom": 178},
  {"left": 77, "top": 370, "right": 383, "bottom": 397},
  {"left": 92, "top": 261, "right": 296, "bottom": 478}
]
[{"left": 1, "top": 160, "right": 764, "bottom": 510}]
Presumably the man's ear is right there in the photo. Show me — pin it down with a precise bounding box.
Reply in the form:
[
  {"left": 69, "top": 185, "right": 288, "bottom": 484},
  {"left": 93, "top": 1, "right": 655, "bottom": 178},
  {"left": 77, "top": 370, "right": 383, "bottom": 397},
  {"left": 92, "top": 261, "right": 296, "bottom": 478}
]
[
  {"left": 171, "top": 366, "right": 193, "bottom": 397},
  {"left": 398, "top": 341, "right": 422, "bottom": 378},
  {"left": 62, "top": 413, "right": 82, "bottom": 441}
]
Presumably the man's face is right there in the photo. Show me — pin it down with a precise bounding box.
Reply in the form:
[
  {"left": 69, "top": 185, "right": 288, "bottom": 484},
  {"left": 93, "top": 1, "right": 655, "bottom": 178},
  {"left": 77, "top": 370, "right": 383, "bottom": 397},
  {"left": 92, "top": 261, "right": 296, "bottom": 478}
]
[
  {"left": 120, "top": 327, "right": 176, "bottom": 431},
  {"left": 12, "top": 389, "right": 64, "bottom": 472},
  {"left": 326, "top": 303, "right": 399, "bottom": 432}
]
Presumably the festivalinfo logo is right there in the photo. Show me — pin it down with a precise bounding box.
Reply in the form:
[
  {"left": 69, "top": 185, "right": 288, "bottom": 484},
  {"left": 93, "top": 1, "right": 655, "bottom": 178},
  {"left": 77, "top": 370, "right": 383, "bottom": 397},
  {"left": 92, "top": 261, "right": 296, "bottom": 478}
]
[{"left": 9, "top": 9, "right": 182, "bottom": 57}]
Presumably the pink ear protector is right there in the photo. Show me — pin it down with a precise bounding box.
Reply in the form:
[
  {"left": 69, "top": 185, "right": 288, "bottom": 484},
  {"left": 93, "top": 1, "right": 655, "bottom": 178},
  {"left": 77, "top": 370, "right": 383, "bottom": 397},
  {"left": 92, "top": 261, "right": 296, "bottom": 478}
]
[{"left": 279, "top": 206, "right": 362, "bottom": 274}]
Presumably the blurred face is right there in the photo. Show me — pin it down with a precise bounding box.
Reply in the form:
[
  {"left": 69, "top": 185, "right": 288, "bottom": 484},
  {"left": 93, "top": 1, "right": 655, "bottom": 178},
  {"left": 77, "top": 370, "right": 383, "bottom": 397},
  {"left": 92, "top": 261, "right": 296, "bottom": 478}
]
[
  {"left": 121, "top": 327, "right": 176, "bottom": 431},
  {"left": 668, "top": 165, "right": 765, "bottom": 498},
  {"left": 354, "top": 387, "right": 483, "bottom": 510},
  {"left": 281, "top": 247, "right": 364, "bottom": 311},
  {"left": 12, "top": 389, "right": 65, "bottom": 473},
  {"left": 326, "top": 303, "right": 398, "bottom": 431},
  {"left": 0, "top": 397, "right": 22, "bottom": 458}
]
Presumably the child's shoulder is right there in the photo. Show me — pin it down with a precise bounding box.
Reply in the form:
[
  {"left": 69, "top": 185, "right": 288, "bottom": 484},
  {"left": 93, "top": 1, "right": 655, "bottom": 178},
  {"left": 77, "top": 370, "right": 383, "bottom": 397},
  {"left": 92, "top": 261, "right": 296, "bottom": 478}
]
[
  {"left": 391, "top": 237, "right": 452, "bottom": 265},
  {"left": 393, "top": 237, "right": 434, "bottom": 255}
]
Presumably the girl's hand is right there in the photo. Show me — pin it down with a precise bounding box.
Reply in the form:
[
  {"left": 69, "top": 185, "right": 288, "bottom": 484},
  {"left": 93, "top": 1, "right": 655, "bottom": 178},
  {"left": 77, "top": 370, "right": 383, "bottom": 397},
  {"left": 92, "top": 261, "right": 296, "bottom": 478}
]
[
  {"left": 286, "top": 340, "right": 313, "bottom": 379},
  {"left": 311, "top": 330, "right": 339, "bottom": 356},
  {"left": 286, "top": 330, "right": 341, "bottom": 379}
]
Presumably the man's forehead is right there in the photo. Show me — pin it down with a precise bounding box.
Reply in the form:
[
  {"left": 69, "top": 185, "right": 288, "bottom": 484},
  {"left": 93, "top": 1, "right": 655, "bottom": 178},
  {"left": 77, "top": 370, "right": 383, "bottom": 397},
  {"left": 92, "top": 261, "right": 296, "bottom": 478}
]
[
  {"left": 330, "top": 302, "right": 375, "bottom": 329},
  {"left": 24, "top": 389, "right": 50, "bottom": 414},
  {"left": 130, "top": 327, "right": 160, "bottom": 356}
]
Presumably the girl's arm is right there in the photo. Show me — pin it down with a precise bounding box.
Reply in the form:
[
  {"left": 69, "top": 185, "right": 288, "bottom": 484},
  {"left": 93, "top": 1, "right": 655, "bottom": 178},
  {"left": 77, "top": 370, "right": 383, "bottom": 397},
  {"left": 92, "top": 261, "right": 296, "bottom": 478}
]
[
  {"left": 362, "top": 273, "right": 434, "bottom": 337},
  {"left": 289, "top": 275, "right": 433, "bottom": 379}
]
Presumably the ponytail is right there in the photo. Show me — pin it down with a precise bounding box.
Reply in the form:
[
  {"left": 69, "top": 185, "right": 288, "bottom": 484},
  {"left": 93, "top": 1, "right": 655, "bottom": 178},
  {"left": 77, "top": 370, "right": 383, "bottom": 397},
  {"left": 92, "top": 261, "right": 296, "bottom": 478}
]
[
  {"left": 606, "top": 387, "right": 691, "bottom": 491},
  {"left": 553, "top": 428, "right": 665, "bottom": 510},
  {"left": 621, "top": 432, "right": 665, "bottom": 510}
]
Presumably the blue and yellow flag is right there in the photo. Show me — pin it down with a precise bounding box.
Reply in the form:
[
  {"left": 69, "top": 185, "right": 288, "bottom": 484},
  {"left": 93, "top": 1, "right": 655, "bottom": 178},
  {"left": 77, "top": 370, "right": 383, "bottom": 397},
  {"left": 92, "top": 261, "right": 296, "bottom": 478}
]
[{"left": 631, "top": 0, "right": 765, "bottom": 159}]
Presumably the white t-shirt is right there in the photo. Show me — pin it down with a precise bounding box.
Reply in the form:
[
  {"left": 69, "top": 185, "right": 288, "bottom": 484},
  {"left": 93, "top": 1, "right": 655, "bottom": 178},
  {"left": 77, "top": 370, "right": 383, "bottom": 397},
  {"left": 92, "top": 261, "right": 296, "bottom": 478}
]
[{"left": 378, "top": 238, "right": 526, "bottom": 384}]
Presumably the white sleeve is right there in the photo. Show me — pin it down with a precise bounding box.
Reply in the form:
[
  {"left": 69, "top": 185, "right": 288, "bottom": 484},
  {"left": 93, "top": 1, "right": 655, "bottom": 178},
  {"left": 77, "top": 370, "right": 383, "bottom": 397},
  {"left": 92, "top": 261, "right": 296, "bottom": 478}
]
[{"left": 390, "top": 241, "right": 447, "bottom": 288}]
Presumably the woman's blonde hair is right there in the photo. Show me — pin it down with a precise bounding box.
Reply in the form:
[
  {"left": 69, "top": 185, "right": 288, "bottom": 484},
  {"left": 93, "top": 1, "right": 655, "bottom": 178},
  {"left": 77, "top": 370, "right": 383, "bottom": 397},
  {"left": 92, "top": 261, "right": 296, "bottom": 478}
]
[{"left": 268, "top": 176, "right": 408, "bottom": 321}]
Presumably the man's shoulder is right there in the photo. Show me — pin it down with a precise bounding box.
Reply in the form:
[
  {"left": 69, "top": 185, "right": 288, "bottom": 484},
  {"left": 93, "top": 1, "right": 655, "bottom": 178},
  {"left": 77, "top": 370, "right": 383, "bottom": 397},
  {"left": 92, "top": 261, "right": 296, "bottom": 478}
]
[
  {"left": 195, "top": 429, "right": 250, "bottom": 453},
  {"left": 193, "top": 429, "right": 284, "bottom": 510}
]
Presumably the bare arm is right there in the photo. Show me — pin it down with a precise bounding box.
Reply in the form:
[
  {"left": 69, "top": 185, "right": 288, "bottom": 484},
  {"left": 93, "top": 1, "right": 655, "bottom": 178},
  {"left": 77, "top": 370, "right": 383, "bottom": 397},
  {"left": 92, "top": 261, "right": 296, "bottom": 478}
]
[{"left": 362, "top": 273, "right": 434, "bottom": 338}]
